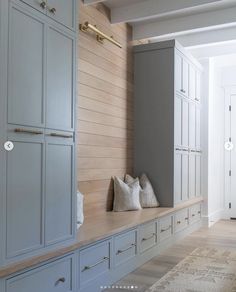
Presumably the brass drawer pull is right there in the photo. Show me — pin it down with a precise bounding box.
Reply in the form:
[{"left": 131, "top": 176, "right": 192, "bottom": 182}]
[
  {"left": 14, "top": 128, "right": 43, "bottom": 135},
  {"left": 116, "top": 243, "right": 136, "bottom": 255},
  {"left": 175, "top": 147, "right": 182, "bottom": 151},
  {"left": 161, "top": 225, "right": 172, "bottom": 233},
  {"left": 49, "top": 7, "right": 56, "bottom": 14},
  {"left": 198, "top": 211, "right": 201, "bottom": 214},
  {"left": 142, "top": 233, "right": 156, "bottom": 242},
  {"left": 49, "top": 133, "right": 73, "bottom": 138},
  {"left": 192, "top": 214, "right": 195, "bottom": 217},
  {"left": 40, "top": 1, "right": 46, "bottom": 9},
  {"left": 55, "top": 277, "right": 65, "bottom": 286},
  {"left": 185, "top": 217, "right": 189, "bottom": 220},
  {"left": 82, "top": 256, "right": 109, "bottom": 272}
]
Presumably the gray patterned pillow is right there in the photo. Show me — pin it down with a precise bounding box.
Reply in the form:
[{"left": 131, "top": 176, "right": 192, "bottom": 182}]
[
  {"left": 113, "top": 176, "right": 142, "bottom": 212},
  {"left": 125, "top": 174, "right": 160, "bottom": 208}
]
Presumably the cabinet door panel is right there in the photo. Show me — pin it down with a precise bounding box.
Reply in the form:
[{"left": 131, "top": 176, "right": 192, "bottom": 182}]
[
  {"left": 8, "top": 6, "right": 44, "bottom": 127},
  {"left": 196, "top": 71, "right": 201, "bottom": 102},
  {"left": 196, "top": 106, "right": 201, "bottom": 150},
  {"left": 45, "top": 139, "right": 74, "bottom": 245},
  {"left": 175, "top": 51, "right": 182, "bottom": 93},
  {"left": 196, "top": 154, "right": 201, "bottom": 197},
  {"left": 182, "top": 152, "right": 189, "bottom": 201},
  {"left": 182, "top": 99, "right": 189, "bottom": 148},
  {"left": 47, "top": 0, "right": 75, "bottom": 29},
  {"left": 174, "top": 96, "right": 182, "bottom": 146},
  {"left": 189, "top": 153, "right": 196, "bottom": 198},
  {"left": 46, "top": 28, "right": 74, "bottom": 131},
  {"left": 189, "top": 65, "right": 196, "bottom": 100},
  {"left": 174, "top": 151, "right": 182, "bottom": 204},
  {"left": 20, "top": 0, "right": 47, "bottom": 13},
  {"left": 189, "top": 102, "right": 196, "bottom": 149},
  {"left": 182, "top": 58, "right": 189, "bottom": 97},
  {"left": 6, "top": 137, "right": 43, "bottom": 257}
]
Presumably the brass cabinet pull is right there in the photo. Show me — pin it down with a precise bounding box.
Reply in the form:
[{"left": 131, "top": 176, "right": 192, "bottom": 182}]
[
  {"left": 40, "top": 1, "right": 46, "bottom": 9},
  {"left": 55, "top": 277, "right": 65, "bottom": 286},
  {"left": 82, "top": 257, "right": 109, "bottom": 272},
  {"left": 142, "top": 233, "right": 156, "bottom": 242},
  {"left": 185, "top": 217, "right": 189, "bottom": 220},
  {"left": 49, "top": 133, "right": 73, "bottom": 138},
  {"left": 49, "top": 7, "right": 56, "bottom": 14},
  {"left": 116, "top": 243, "right": 136, "bottom": 255},
  {"left": 181, "top": 89, "right": 186, "bottom": 93},
  {"left": 177, "top": 220, "right": 181, "bottom": 224},
  {"left": 161, "top": 225, "right": 172, "bottom": 233},
  {"left": 175, "top": 147, "right": 182, "bottom": 151},
  {"left": 14, "top": 128, "right": 43, "bottom": 135},
  {"left": 198, "top": 211, "right": 201, "bottom": 214},
  {"left": 192, "top": 214, "right": 195, "bottom": 217}
]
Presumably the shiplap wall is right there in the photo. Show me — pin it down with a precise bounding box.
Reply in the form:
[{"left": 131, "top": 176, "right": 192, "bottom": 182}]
[{"left": 78, "top": 0, "right": 134, "bottom": 217}]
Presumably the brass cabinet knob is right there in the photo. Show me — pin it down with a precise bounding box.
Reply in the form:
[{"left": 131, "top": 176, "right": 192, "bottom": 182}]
[
  {"left": 49, "top": 7, "right": 56, "bottom": 14},
  {"left": 40, "top": 1, "right": 46, "bottom": 9}
]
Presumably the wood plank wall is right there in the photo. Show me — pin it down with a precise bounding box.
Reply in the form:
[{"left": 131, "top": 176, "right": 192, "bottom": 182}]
[{"left": 77, "top": 0, "right": 134, "bottom": 218}]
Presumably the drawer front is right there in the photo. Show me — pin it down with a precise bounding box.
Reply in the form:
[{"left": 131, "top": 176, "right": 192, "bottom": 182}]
[
  {"left": 190, "top": 204, "right": 201, "bottom": 224},
  {"left": 139, "top": 221, "right": 157, "bottom": 253},
  {"left": 6, "top": 255, "right": 74, "bottom": 292},
  {"left": 114, "top": 229, "right": 137, "bottom": 267},
  {"left": 159, "top": 215, "right": 173, "bottom": 242},
  {"left": 174, "top": 208, "right": 189, "bottom": 233},
  {"left": 79, "top": 240, "right": 111, "bottom": 287}
]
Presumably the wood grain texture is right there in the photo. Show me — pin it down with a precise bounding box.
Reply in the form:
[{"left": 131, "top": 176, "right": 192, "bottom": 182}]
[{"left": 78, "top": 0, "right": 133, "bottom": 214}]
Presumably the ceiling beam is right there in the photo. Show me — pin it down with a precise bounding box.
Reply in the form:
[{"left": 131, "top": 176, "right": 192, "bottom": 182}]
[
  {"left": 132, "top": 5, "right": 236, "bottom": 40},
  {"left": 111, "top": 0, "right": 228, "bottom": 24}
]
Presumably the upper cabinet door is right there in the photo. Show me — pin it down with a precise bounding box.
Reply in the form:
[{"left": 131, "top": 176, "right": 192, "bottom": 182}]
[
  {"left": 8, "top": 6, "right": 45, "bottom": 128},
  {"left": 182, "top": 98, "right": 189, "bottom": 148},
  {"left": 175, "top": 51, "right": 182, "bottom": 93},
  {"left": 46, "top": 0, "right": 75, "bottom": 30},
  {"left": 196, "top": 71, "right": 201, "bottom": 102},
  {"left": 174, "top": 95, "right": 182, "bottom": 147},
  {"left": 46, "top": 27, "right": 74, "bottom": 131},
  {"left": 182, "top": 58, "right": 189, "bottom": 97},
  {"left": 20, "top": 0, "right": 47, "bottom": 13},
  {"left": 189, "top": 102, "right": 196, "bottom": 149},
  {"left": 189, "top": 65, "right": 196, "bottom": 100},
  {"left": 196, "top": 106, "right": 201, "bottom": 150}
]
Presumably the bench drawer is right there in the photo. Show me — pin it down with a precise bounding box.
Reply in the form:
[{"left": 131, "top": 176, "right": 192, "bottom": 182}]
[
  {"left": 139, "top": 221, "right": 157, "bottom": 253},
  {"left": 159, "top": 215, "right": 173, "bottom": 242},
  {"left": 79, "top": 240, "right": 111, "bottom": 287},
  {"left": 114, "top": 229, "right": 137, "bottom": 267},
  {"left": 190, "top": 204, "right": 201, "bottom": 224},
  {"left": 6, "top": 255, "right": 74, "bottom": 292},
  {"left": 174, "top": 208, "right": 189, "bottom": 233}
]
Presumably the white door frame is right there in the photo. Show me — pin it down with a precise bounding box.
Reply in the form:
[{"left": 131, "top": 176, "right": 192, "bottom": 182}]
[{"left": 224, "top": 85, "right": 236, "bottom": 219}]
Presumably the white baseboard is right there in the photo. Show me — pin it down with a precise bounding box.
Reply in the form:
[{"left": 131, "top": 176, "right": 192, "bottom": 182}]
[{"left": 202, "top": 209, "right": 224, "bottom": 227}]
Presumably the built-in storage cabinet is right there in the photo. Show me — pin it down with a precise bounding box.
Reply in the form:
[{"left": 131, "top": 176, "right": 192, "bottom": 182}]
[
  {"left": 134, "top": 40, "right": 202, "bottom": 207},
  {"left": 20, "top": 0, "right": 47, "bottom": 13},
  {"left": 138, "top": 221, "right": 158, "bottom": 254}
]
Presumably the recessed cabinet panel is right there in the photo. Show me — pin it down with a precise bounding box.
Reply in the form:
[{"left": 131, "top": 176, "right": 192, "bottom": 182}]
[
  {"left": 189, "top": 102, "right": 196, "bottom": 149},
  {"left": 46, "top": 28, "right": 74, "bottom": 131},
  {"left": 196, "top": 154, "right": 201, "bottom": 197},
  {"left": 196, "top": 71, "right": 201, "bottom": 102},
  {"left": 182, "top": 59, "right": 189, "bottom": 97},
  {"left": 189, "top": 153, "right": 196, "bottom": 198},
  {"left": 8, "top": 7, "right": 44, "bottom": 127},
  {"left": 174, "top": 151, "right": 182, "bottom": 204},
  {"left": 47, "top": 0, "right": 75, "bottom": 29},
  {"left": 6, "top": 139, "right": 43, "bottom": 257},
  {"left": 189, "top": 65, "right": 196, "bottom": 100},
  {"left": 20, "top": 0, "right": 47, "bottom": 13},
  {"left": 196, "top": 106, "right": 201, "bottom": 150},
  {"left": 174, "top": 96, "right": 182, "bottom": 146},
  {"left": 182, "top": 152, "right": 189, "bottom": 201},
  {"left": 182, "top": 99, "right": 189, "bottom": 148},
  {"left": 175, "top": 52, "right": 182, "bottom": 93},
  {"left": 45, "top": 138, "right": 74, "bottom": 245}
]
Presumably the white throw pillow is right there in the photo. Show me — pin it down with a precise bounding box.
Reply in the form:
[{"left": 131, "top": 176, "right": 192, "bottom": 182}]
[
  {"left": 125, "top": 174, "right": 160, "bottom": 208},
  {"left": 113, "top": 176, "right": 142, "bottom": 212}
]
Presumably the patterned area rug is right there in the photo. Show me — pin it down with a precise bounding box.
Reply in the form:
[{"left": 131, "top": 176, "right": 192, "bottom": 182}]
[{"left": 147, "top": 247, "right": 236, "bottom": 292}]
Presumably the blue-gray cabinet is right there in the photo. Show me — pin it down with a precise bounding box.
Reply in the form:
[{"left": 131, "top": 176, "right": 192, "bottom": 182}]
[{"left": 0, "top": 0, "right": 77, "bottom": 268}]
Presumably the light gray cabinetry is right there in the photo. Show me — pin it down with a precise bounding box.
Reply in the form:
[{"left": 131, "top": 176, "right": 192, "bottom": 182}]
[
  {"left": 134, "top": 40, "right": 202, "bottom": 207},
  {"left": 20, "top": 0, "right": 47, "bottom": 13}
]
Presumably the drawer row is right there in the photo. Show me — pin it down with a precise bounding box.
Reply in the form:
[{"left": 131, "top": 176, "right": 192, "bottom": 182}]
[{"left": 2, "top": 204, "right": 202, "bottom": 292}]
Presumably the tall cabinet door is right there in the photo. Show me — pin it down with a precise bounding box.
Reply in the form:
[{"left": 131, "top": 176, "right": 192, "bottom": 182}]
[
  {"left": 196, "top": 153, "right": 201, "bottom": 197},
  {"left": 189, "top": 152, "right": 196, "bottom": 198},
  {"left": 46, "top": 27, "right": 74, "bottom": 131},
  {"left": 175, "top": 52, "right": 182, "bottom": 94},
  {"left": 189, "top": 65, "right": 196, "bottom": 100},
  {"left": 182, "top": 99, "right": 189, "bottom": 148},
  {"left": 189, "top": 102, "right": 196, "bottom": 149},
  {"left": 182, "top": 151, "right": 189, "bottom": 201},
  {"left": 6, "top": 129, "right": 44, "bottom": 258},
  {"left": 196, "top": 106, "right": 201, "bottom": 150},
  {"left": 45, "top": 134, "right": 74, "bottom": 245},
  {"left": 174, "top": 95, "right": 182, "bottom": 147},
  {"left": 182, "top": 58, "right": 189, "bottom": 97},
  {"left": 174, "top": 150, "right": 182, "bottom": 204},
  {"left": 8, "top": 5, "right": 45, "bottom": 128}
]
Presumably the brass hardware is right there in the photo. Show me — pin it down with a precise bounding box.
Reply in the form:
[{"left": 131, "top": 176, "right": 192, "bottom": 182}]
[
  {"left": 181, "top": 89, "right": 186, "bottom": 93},
  {"left": 82, "top": 257, "right": 109, "bottom": 272},
  {"left": 79, "top": 21, "right": 122, "bottom": 48},
  {"left": 161, "top": 225, "right": 171, "bottom": 233},
  {"left": 55, "top": 277, "right": 65, "bottom": 285},
  {"left": 49, "top": 133, "right": 73, "bottom": 138},
  {"left": 14, "top": 128, "right": 43, "bottom": 135},
  {"left": 116, "top": 243, "right": 136, "bottom": 255},
  {"left": 142, "top": 233, "right": 156, "bottom": 242},
  {"left": 192, "top": 214, "right": 195, "bottom": 217},
  {"left": 185, "top": 217, "right": 189, "bottom": 220},
  {"left": 49, "top": 7, "right": 56, "bottom": 14},
  {"left": 198, "top": 211, "right": 201, "bottom": 214},
  {"left": 40, "top": 1, "right": 46, "bottom": 9},
  {"left": 177, "top": 220, "right": 181, "bottom": 224}
]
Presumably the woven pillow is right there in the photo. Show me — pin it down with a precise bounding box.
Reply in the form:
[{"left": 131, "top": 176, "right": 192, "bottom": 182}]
[
  {"left": 113, "top": 176, "right": 142, "bottom": 212},
  {"left": 125, "top": 174, "right": 160, "bottom": 208}
]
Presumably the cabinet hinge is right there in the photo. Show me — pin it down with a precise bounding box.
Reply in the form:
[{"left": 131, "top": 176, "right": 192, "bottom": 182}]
[
  {"left": 229, "top": 105, "right": 232, "bottom": 111},
  {"left": 229, "top": 202, "right": 232, "bottom": 209},
  {"left": 229, "top": 170, "right": 232, "bottom": 176}
]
